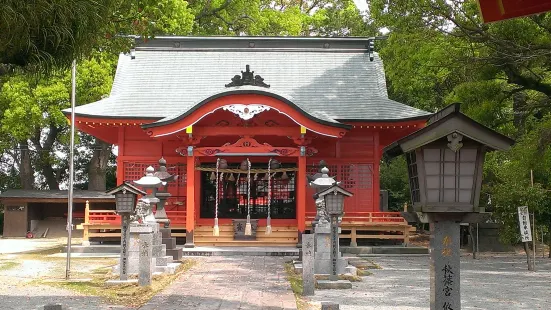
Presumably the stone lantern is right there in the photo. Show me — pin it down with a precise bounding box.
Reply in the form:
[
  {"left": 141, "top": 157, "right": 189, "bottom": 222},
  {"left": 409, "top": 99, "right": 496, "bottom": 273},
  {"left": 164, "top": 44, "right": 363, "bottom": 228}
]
[
  {"left": 133, "top": 166, "right": 162, "bottom": 223},
  {"left": 383, "top": 103, "right": 514, "bottom": 310},
  {"left": 106, "top": 182, "right": 146, "bottom": 281},
  {"left": 153, "top": 157, "right": 178, "bottom": 228},
  {"left": 309, "top": 165, "right": 336, "bottom": 227},
  {"left": 315, "top": 184, "right": 353, "bottom": 281}
]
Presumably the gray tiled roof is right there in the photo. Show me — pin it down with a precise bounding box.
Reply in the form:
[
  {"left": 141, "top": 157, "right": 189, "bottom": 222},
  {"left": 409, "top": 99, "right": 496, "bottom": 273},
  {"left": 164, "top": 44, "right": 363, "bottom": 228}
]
[
  {"left": 67, "top": 37, "right": 430, "bottom": 123},
  {"left": 0, "top": 190, "right": 114, "bottom": 201}
]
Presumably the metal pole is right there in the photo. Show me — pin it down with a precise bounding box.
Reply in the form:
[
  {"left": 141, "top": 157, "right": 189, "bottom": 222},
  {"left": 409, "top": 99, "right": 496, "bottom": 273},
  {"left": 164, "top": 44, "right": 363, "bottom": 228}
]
[
  {"left": 532, "top": 212, "right": 536, "bottom": 271},
  {"left": 542, "top": 229, "right": 545, "bottom": 258},
  {"left": 65, "top": 59, "right": 76, "bottom": 280},
  {"left": 476, "top": 223, "right": 479, "bottom": 254}
]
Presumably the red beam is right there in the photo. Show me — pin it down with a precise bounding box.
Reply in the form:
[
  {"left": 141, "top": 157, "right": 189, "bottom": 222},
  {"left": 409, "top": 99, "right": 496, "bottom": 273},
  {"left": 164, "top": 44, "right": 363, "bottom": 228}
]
[
  {"left": 194, "top": 126, "right": 298, "bottom": 137},
  {"left": 478, "top": 0, "right": 551, "bottom": 23}
]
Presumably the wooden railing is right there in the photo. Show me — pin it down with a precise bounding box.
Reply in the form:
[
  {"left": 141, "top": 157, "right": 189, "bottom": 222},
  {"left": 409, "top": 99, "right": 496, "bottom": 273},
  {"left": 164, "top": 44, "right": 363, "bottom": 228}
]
[
  {"left": 78, "top": 205, "right": 411, "bottom": 245},
  {"left": 306, "top": 211, "right": 407, "bottom": 223},
  {"left": 78, "top": 203, "right": 187, "bottom": 242},
  {"left": 306, "top": 211, "right": 412, "bottom": 246}
]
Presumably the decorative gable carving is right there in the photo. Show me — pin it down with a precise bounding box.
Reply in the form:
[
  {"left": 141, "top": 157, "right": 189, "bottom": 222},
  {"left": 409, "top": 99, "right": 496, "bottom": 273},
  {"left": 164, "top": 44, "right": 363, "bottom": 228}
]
[
  {"left": 225, "top": 65, "right": 270, "bottom": 88},
  {"left": 222, "top": 104, "right": 270, "bottom": 120}
]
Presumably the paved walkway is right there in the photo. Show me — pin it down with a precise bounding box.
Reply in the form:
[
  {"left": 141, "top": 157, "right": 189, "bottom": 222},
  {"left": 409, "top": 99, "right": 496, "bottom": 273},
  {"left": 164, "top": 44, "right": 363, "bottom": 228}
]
[
  {"left": 310, "top": 254, "right": 551, "bottom": 309},
  {"left": 140, "top": 256, "right": 297, "bottom": 310}
]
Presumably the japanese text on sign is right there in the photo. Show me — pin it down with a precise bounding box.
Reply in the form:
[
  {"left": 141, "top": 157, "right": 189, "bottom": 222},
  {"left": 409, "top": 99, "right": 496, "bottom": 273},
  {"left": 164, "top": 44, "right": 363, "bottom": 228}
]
[{"left": 517, "top": 206, "right": 532, "bottom": 242}]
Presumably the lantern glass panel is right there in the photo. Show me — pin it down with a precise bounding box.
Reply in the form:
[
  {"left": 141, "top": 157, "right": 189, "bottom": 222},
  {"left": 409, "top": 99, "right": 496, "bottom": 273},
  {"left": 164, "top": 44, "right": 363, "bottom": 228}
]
[
  {"left": 115, "top": 193, "right": 135, "bottom": 213},
  {"left": 325, "top": 192, "right": 344, "bottom": 215},
  {"left": 406, "top": 152, "right": 420, "bottom": 203},
  {"left": 422, "top": 147, "right": 478, "bottom": 204}
]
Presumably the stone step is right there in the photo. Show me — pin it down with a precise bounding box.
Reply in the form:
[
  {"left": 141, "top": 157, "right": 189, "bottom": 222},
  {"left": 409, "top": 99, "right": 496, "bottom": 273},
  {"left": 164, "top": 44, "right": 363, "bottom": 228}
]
[
  {"left": 167, "top": 248, "right": 183, "bottom": 261},
  {"left": 63, "top": 245, "right": 120, "bottom": 254},
  {"left": 162, "top": 238, "right": 177, "bottom": 249},
  {"left": 181, "top": 247, "right": 299, "bottom": 257},
  {"left": 342, "top": 246, "right": 429, "bottom": 255}
]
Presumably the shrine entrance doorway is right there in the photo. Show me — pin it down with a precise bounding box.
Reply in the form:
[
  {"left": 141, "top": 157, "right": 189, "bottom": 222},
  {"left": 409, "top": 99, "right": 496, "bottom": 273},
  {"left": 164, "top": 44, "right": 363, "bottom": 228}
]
[{"left": 199, "top": 161, "right": 297, "bottom": 220}]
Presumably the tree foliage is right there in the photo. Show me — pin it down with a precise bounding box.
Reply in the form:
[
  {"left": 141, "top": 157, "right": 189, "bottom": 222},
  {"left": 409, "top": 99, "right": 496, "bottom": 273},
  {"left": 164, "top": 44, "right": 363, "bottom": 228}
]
[{"left": 370, "top": 0, "right": 551, "bottom": 244}]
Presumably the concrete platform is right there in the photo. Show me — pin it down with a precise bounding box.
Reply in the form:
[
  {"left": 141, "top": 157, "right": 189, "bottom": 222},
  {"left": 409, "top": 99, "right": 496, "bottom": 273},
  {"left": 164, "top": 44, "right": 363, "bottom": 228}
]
[
  {"left": 341, "top": 246, "right": 428, "bottom": 255},
  {"left": 60, "top": 245, "right": 299, "bottom": 257},
  {"left": 180, "top": 246, "right": 299, "bottom": 257},
  {"left": 62, "top": 244, "right": 120, "bottom": 254},
  {"left": 316, "top": 279, "right": 352, "bottom": 289}
]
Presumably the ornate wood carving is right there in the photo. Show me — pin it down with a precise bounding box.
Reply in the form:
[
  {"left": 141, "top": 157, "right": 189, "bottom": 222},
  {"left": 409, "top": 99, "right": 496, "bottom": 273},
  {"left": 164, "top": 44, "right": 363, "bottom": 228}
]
[
  {"left": 290, "top": 136, "right": 313, "bottom": 146},
  {"left": 225, "top": 65, "right": 270, "bottom": 88},
  {"left": 265, "top": 120, "right": 279, "bottom": 127},
  {"left": 447, "top": 133, "right": 463, "bottom": 152},
  {"left": 193, "top": 136, "right": 300, "bottom": 157},
  {"left": 305, "top": 147, "right": 318, "bottom": 157},
  {"left": 215, "top": 120, "right": 230, "bottom": 127},
  {"left": 175, "top": 135, "right": 203, "bottom": 146},
  {"left": 222, "top": 104, "right": 271, "bottom": 120}
]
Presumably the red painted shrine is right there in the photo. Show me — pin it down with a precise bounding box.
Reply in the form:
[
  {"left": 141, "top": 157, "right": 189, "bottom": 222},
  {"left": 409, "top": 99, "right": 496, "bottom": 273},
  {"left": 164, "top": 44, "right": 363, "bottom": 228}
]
[{"left": 66, "top": 37, "right": 431, "bottom": 246}]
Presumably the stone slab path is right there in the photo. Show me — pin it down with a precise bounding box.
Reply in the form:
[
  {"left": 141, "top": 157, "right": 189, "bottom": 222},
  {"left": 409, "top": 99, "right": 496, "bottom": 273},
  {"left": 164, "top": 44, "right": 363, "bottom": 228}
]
[
  {"left": 140, "top": 256, "right": 297, "bottom": 310},
  {"left": 310, "top": 254, "right": 551, "bottom": 310}
]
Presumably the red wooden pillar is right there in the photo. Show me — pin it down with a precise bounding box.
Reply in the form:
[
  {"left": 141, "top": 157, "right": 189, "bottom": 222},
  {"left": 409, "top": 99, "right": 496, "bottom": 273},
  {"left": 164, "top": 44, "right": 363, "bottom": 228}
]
[
  {"left": 373, "top": 131, "right": 381, "bottom": 212},
  {"left": 185, "top": 148, "right": 196, "bottom": 248},
  {"left": 297, "top": 153, "right": 306, "bottom": 245}
]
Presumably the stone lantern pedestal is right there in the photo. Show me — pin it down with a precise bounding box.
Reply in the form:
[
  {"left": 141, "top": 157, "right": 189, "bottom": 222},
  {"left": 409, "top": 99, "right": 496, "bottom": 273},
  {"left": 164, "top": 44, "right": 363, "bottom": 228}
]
[{"left": 314, "top": 221, "right": 347, "bottom": 275}]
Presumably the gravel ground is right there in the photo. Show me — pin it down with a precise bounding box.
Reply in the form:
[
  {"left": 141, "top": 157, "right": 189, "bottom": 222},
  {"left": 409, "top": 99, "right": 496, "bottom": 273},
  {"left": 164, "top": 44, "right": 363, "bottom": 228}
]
[
  {"left": 309, "top": 254, "right": 551, "bottom": 310},
  {"left": 0, "top": 256, "right": 128, "bottom": 310}
]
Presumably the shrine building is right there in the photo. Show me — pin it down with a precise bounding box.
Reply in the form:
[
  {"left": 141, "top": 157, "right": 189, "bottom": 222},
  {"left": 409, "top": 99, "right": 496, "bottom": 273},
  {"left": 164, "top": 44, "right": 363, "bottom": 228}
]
[{"left": 66, "top": 37, "right": 431, "bottom": 247}]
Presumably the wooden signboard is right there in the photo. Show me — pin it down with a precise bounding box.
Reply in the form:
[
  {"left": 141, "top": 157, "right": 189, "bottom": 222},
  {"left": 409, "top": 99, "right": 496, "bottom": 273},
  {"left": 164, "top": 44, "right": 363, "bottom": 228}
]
[
  {"left": 517, "top": 206, "right": 532, "bottom": 242},
  {"left": 478, "top": 0, "right": 551, "bottom": 23}
]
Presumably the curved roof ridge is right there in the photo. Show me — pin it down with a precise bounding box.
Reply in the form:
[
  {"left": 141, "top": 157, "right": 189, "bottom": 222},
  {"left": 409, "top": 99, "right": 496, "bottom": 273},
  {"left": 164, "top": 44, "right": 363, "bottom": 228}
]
[{"left": 142, "top": 88, "right": 350, "bottom": 130}]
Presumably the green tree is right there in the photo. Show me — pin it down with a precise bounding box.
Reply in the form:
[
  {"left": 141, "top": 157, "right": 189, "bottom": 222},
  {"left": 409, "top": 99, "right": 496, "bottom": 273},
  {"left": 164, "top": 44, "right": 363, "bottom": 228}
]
[{"left": 0, "top": 0, "right": 194, "bottom": 72}]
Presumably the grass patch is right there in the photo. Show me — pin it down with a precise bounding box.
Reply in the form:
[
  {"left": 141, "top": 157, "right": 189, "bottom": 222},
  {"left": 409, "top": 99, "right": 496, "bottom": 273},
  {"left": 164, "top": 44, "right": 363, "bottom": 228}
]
[
  {"left": 357, "top": 269, "right": 373, "bottom": 276},
  {"left": 0, "top": 261, "right": 19, "bottom": 271},
  {"left": 40, "top": 259, "right": 196, "bottom": 307},
  {"left": 284, "top": 262, "right": 311, "bottom": 310}
]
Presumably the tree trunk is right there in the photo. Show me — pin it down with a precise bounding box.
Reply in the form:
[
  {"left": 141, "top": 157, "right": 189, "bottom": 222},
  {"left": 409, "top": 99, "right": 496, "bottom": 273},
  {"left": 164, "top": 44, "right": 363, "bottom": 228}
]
[
  {"left": 31, "top": 126, "right": 61, "bottom": 190},
  {"left": 19, "top": 140, "right": 34, "bottom": 189},
  {"left": 88, "top": 138, "right": 111, "bottom": 191},
  {"left": 41, "top": 160, "right": 60, "bottom": 190},
  {"left": 524, "top": 242, "right": 534, "bottom": 271}
]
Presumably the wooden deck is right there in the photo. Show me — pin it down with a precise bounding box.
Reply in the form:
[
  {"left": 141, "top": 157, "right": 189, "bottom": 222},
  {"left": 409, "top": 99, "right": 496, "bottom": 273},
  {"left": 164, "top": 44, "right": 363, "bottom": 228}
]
[{"left": 77, "top": 205, "right": 413, "bottom": 246}]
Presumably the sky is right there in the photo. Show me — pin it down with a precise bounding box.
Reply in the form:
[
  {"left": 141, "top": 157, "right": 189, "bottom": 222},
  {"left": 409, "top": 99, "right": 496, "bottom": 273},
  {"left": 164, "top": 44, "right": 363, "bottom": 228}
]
[{"left": 353, "top": 0, "right": 369, "bottom": 11}]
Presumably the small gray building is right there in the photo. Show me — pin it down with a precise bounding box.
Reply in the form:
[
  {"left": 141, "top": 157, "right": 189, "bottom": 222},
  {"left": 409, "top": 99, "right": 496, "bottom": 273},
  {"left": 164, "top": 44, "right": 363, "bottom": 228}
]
[{"left": 0, "top": 190, "right": 114, "bottom": 237}]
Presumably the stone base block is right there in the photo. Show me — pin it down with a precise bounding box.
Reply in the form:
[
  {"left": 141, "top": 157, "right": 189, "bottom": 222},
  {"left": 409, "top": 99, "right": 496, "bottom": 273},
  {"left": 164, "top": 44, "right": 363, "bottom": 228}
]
[
  {"left": 162, "top": 238, "right": 177, "bottom": 249},
  {"left": 130, "top": 225, "right": 153, "bottom": 234},
  {"left": 316, "top": 280, "right": 352, "bottom": 290},
  {"left": 293, "top": 262, "right": 302, "bottom": 273},
  {"left": 321, "top": 301, "right": 340, "bottom": 310},
  {"left": 159, "top": 228, "right": 171, "bottom": 238},
  {"left": 153, "top": 244, "right": 167, "bottom": 258},
  {"left": 167, "top": 248, "right": 183, "bottom": 261},
  {"left": 315, "top": 258, "right": 348, "bottom": 275},
  {"left": 345, "top": 265, "right": 358, "bottom": 276},
  {"left": 154, "top": 262, "right": 180, "bottom": 275},
  {"left": 105, "top": 279, "right": 139, "bottom": 287},
  {"left": 44, "top": 304, "right": 64, "bottom": 310},
  {"left": 156, "top": 255, "right": 173, "bottom": 266}
]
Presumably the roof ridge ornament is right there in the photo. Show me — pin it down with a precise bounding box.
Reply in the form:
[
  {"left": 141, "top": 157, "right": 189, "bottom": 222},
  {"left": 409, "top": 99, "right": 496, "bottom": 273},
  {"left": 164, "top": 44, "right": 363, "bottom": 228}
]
[{"left": 225, "top": 65, "right": 270, "bottom": 88}]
